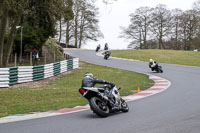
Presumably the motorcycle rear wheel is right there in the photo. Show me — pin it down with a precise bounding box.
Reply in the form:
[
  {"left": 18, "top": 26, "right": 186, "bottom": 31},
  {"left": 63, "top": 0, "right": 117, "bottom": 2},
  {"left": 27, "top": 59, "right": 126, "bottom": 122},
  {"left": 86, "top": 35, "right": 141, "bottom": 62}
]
[{"left": 89, "top": 97, "right": 110, "bottom": 117}]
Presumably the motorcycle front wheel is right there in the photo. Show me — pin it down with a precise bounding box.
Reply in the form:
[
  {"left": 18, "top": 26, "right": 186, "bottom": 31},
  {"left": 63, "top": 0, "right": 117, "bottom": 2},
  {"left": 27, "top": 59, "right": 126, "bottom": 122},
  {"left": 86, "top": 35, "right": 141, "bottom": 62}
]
[
  {"left": 104, "top": 55, "right": 109, "bottom": 60},
  {"left": 121, "top": 100, "right": 129, "bottom": 112},
  {"left": 158, "top": 66, "right": 163, "bottom": 73},
  {"left": 89, "top": 97, "right": 110, "bottom": 117}
]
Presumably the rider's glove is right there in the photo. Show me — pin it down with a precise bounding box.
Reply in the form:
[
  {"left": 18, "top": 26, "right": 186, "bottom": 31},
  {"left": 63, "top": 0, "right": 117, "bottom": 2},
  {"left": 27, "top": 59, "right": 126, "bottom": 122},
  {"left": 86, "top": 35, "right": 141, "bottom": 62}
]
[{"left": 109, "top": 82, "right": 115, "bottom": 87}]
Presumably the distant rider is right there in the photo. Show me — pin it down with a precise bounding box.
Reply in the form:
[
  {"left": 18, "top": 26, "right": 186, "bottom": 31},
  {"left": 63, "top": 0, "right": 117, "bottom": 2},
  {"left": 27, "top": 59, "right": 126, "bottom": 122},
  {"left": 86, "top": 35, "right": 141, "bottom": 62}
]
[
  {"left": 97, "top": 44, "right": 101, "bottom": 49},
  {"left": 96, "top": 44, "right": 101, "bottom": 52},
  {"left": 149, "top": 59, "right": 158, "bottom": 71},
  {"left": 104, "top": 43, "right": 108, "bottom": 50},
  {"left": 104, "top": 49, "right": 111, "bottom": 56}
]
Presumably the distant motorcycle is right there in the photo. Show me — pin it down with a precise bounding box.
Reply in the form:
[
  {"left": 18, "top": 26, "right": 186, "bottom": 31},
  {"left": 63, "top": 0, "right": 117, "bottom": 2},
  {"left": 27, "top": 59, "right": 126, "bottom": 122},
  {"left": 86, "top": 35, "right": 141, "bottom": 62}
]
[
  {"left": 104, "top": 46, "right": 108, "bottom": 50},
  {"left": 149, "top": 63, "right": 163, "bottom": 73},
  {"left": 104, "top": 43, "right": 108, "bottom": 50},
  {"left": 96, "top": 46, "right": 100, "bottom": 52},
  {"left": 79, "top": 84, "right": 129, "bottom": 117},
  {"left": 104, "top": 51, "right": 111, "bottom": 60}
]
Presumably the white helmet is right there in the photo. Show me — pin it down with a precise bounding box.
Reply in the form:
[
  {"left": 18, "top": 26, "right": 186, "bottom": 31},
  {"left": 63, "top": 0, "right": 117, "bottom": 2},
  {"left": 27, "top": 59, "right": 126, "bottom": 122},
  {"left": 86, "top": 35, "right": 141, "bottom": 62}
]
[{"left": 84, "top": 73, "right": 94, "bottom": 78}]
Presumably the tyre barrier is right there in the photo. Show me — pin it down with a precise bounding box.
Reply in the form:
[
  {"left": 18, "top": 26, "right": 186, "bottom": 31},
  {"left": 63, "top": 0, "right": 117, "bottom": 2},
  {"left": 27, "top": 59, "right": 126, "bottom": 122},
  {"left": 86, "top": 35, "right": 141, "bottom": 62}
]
[{"left": 0, "top": 58, "right": 79, "bottom": 88}]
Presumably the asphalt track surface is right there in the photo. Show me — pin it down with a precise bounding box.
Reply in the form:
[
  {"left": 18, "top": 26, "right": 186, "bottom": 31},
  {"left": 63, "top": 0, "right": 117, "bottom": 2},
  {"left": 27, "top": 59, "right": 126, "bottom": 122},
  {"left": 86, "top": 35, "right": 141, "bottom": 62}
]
[{"left": 0, "top": 49, "right": 200, "bottom": 133}]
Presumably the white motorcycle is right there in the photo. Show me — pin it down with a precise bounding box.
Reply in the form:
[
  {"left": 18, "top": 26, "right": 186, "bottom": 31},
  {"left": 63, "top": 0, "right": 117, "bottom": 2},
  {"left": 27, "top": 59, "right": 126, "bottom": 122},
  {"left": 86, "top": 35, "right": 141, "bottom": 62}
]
[{"left": 79, "top": 84, "right": 129, "bottom": 117}]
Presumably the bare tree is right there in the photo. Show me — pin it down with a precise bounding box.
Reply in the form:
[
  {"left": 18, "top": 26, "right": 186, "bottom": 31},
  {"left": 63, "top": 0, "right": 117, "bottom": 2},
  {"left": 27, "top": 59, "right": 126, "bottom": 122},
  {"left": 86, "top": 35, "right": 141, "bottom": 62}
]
[
  {"left": 63, "top": 0, "right": 74, "bottom": 45},
  {"left": 73, "top": 0, "right": 81, "bottom": 48},
  {"left": 193, "top": 0, "right": 200, "bottom": 11},
  {"left": 120, "top": 7, "right": 152, "bottom": 49},
  {"left": 192, "top": 0, "right": 200, "bottom": 49},
  {"left": 170, "top": 9, "right": 183, "bottom": 49},
  {"left": 150, "top": 4, "right": 173, "bottom": 49},
  {"left": 70, "top": 0, "right": 102, "bottom": 48},
  {"left": 179, "top": 10, "right": 199, "bottom": 50},
  {"left": 119, "top": 1, "right": 200, "bottom": 50}
]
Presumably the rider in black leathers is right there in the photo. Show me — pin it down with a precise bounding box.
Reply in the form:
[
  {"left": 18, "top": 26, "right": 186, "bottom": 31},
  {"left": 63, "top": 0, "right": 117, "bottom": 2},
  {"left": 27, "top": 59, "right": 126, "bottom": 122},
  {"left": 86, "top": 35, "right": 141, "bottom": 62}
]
[
  {"left": 82, "top": 73, "right": 114, "bottom": 88},
  {"left": 104, "top": 43, "right": 108, "bottom": 50}
]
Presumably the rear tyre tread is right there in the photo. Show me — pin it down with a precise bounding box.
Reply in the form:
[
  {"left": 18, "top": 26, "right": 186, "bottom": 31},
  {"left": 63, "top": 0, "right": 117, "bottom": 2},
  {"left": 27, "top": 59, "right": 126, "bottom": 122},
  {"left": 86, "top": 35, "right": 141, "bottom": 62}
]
[{"left": 89, "top": 97, "right": 110, "bottom": 117}]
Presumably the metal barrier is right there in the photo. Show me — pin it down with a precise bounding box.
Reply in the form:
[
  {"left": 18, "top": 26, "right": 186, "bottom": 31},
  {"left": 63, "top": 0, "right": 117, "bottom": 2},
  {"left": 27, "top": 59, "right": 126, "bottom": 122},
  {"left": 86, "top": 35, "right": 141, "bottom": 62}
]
[{"left": 0, "top": 58, "right": 79, "bottom": 88}]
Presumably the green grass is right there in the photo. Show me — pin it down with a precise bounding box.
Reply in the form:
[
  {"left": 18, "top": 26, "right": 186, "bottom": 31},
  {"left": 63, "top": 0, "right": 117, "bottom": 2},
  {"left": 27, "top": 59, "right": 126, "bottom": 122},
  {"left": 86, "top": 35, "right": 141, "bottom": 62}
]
[
  {"left": 111, "top": 49, "right": 200, "bottom": 67},
  {"left": 0, "top": 62, "right": 153, "bottom": 118}
]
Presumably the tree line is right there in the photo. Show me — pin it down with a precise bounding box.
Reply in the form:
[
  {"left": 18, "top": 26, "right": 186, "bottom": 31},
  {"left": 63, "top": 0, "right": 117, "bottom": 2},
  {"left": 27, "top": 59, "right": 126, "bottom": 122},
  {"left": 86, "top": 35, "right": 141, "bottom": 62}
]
[
  {"left": 120, "top": 0, "right": 200, "bottom": 50},
  {"left": 57, "top": 0, "right": 103, "bottom": 48},
  {"left": 0, "top": 0, "right": 112, "bottom": 67}
]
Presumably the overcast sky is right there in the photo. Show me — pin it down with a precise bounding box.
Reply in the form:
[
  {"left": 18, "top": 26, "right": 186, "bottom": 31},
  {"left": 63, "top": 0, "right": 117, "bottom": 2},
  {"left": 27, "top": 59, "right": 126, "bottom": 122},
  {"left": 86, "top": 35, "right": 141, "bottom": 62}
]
[{"left": 83, "top": 0, "right": 197, "bottom": 50}]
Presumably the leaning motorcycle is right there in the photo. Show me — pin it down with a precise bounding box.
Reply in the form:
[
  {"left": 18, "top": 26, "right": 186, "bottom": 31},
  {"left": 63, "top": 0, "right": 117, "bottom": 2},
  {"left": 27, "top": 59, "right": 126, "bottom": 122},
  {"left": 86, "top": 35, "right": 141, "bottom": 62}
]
[
  {"left": 104, "top": 52, "right": 110, "bottom": 60},
  {"left": 79, "top": 84, "right": 129, "bottom": 117},
  {"left": 96, "top": 46, "right": 100, "bottom": 52}
]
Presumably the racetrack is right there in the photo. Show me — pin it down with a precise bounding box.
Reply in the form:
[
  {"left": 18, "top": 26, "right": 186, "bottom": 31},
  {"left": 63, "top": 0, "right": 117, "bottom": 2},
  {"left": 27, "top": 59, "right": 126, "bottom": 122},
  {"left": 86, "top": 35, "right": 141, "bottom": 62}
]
[{"left": 0, "top": 49, "right": 200, "bottom": 133}]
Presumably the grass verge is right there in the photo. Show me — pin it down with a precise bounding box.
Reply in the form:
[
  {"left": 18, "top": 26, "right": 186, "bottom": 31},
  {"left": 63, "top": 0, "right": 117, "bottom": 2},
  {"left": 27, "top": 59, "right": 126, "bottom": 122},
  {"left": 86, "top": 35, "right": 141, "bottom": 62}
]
[
  {"left": 0, "top": 62, "right": 153, "bottom": 118},
  {"left": 111, "top": 49, "right": 200, "bottom": 67}
]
